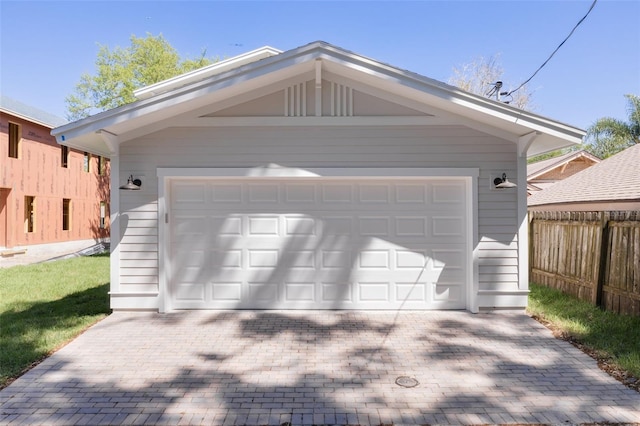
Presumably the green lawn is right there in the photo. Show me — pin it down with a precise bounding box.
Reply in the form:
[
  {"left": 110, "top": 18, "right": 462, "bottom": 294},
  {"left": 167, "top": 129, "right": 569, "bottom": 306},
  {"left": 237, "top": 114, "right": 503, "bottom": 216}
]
[
  {"left": 527, "top": 283, "right": 640, "bottom": 383},
  {"left": 0, "top": 254, "right": 110, "bottom": 388}
]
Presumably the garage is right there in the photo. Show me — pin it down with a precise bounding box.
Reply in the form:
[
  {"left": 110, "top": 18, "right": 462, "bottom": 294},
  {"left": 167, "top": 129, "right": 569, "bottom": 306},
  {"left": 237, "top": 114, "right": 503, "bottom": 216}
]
[
  {"left": 53, "top": 41, "right": 586, "bottom": 312},
  {"left": 166, "top": 175, "right": 470, "bottom": 310}
]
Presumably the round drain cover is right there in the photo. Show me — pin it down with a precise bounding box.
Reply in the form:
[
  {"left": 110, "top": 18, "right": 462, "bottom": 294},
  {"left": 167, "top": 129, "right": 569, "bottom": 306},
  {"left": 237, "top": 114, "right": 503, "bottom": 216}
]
[{"left": 395, "top": 376, "right": 419, "bottom": 388}]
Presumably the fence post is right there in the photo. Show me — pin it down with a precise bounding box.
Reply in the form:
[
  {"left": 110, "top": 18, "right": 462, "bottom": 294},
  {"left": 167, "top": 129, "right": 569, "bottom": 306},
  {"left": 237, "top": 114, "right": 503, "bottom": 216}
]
[{"left": 594, "top": 212, "right": 609, "bottom": 307}]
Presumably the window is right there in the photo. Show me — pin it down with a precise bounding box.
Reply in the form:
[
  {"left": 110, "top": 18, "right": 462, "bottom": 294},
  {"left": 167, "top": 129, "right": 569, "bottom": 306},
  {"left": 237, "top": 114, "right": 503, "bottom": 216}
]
[
  {"left": 25, "top": 196, "right": 35, "bottom": 233},
  {"left": 98, "top": 156, "right": 106, "bottom": 175},
  {"left": 100, "top": 201, "right": 106, "bottom": 229},
  {"left": 61, "top": 146, "right": 69, "bottom": 168},
  {"left": 62, "top": 199, "right": 71, "bottom": 231},
  {"left": 83, "top": 152, "right": 90, "bottom": 172},
  {"left": 8, "top": 122, "right": 20, "bottom": 158}
]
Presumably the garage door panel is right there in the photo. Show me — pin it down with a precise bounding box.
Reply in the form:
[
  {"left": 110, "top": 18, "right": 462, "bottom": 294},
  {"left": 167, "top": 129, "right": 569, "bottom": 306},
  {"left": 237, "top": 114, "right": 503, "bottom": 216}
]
[
  {"left": 174, "top": 282, "right": 206, "bottom": 301},
  {"left": 396, "top": 282, "right": 428, "bottom": 302},
  {"left": 248, "top": 282, "right": 278, "bottom": 301},
  {"left": 248, "top": 216, "right": 280, "bottom": 235},
  {"left": 321, "top": 282, "right": 353, "bottom": 302},
  {"left": 248, "top": 250, "right": 279, "bottom": 268},
  {"left": 359, "top": 217, "right": 391, "bottom": 236},
  {"left": 434, "top": 283, "right": 464, "bottom": 305},
  {"left": 211, "top": 282, "right": 242, "bottom": 301},
  {"left": 211, "top": 250, "right": 242, "bottom": 268},
  {"left": 169, "top": 178, "right": 468, "bottom": 310},
  {"left": 284, "top": 282, "right": 316, "bottom": 302},
  {"left": 285, "top": 183, "right": 316, "bottom": 203},
  {"left": 212, "top": 216, "right": 243, "bottom": 235},
  {"left": 248, "top": 183, "right": 280, "bottom": 203},
  {"left": 358, "top": 282, "right": 390, "bottom": 302}
]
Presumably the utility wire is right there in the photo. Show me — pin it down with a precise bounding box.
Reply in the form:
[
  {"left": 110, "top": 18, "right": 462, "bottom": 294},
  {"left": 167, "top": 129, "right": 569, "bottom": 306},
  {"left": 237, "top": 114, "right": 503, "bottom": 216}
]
[{"left": 507, "top": 0, "right": 597, "bottom": 97}]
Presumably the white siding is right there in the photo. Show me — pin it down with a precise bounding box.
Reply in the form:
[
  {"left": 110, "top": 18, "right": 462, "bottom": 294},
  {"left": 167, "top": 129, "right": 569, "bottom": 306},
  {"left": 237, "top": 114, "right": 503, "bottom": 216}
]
[{"left": 117, "top": 125, "right": 520, "bottom": 307}]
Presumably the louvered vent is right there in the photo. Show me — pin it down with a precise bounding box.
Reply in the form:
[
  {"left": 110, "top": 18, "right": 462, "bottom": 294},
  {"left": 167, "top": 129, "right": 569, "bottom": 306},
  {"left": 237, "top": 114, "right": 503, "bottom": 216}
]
[
  {"left": 284, "top": 83, "right": 307, "bottom": 117},
  {"left": 330, "top": 83, "right": 353, "bottom": 117}
]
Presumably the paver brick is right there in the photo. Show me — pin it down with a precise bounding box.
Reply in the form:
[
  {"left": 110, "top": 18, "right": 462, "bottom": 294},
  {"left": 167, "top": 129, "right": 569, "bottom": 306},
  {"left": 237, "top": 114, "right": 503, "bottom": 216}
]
[{"left": 1, "top": 310, "right": 640, "bottom": 425}]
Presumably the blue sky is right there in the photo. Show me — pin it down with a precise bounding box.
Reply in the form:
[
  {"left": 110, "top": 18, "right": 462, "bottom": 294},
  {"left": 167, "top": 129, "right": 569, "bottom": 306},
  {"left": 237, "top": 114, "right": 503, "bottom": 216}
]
[{"left": 1, "top": 0, "right": 638, "bottom": 130}]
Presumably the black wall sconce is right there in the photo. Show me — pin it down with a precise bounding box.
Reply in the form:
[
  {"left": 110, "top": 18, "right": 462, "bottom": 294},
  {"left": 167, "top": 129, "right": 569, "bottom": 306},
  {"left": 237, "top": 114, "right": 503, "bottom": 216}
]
[
  {"left": 119, "top": 175, "right": 142, "bottom": 190},
  {"left": 494, "top": 173, "right": 517, "bottom": 189}
]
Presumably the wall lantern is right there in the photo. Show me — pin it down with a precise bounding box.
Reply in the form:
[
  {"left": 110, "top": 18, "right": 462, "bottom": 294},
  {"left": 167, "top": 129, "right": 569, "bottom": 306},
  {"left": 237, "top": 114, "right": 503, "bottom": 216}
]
[
  {"left": 119, "top": 175, "right": 142, "bottom": 190},
  {"left": 494, "top": 173, "right": 517, "bottom": 189}
]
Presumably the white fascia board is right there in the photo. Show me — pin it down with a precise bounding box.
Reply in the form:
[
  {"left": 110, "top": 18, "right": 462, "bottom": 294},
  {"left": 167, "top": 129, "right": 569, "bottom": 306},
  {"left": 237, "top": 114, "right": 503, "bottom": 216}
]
[
  {"left": 318, "top": 47, "right": 585, "bottom": 148},
  {"left": 134, "top": 46, "right": 282, "bottom": 100}
]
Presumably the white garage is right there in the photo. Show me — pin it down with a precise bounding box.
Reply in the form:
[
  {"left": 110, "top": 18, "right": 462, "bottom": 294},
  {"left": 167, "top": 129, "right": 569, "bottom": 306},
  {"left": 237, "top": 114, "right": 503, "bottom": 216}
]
[
  {"left": 52, "top": 41, "right": 585, "bottom": 313},
  {"left": 164, "top": 173, "right": 471, "bottom": 311}
]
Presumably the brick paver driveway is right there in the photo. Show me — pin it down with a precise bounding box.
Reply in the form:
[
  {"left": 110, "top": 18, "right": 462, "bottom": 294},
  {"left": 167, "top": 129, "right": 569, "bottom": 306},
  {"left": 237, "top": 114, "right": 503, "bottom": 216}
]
[{"left": 1, "top": 311, "right": 639, "bottom": 425}]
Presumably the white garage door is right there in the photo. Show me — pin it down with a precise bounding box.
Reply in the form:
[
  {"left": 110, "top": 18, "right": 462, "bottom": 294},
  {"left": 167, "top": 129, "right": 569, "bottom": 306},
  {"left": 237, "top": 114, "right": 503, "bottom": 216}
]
[{"left": 168, "top": 178, "right": 468, "bottom": 310}]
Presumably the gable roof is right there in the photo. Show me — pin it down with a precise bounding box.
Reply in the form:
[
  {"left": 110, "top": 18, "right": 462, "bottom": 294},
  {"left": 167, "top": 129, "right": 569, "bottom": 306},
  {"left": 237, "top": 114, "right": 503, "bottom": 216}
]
[
  {"left": 528, "top": 144, "right": 640, "bottom": 209},
  {"left": 527, "top": 150, "right": 600, "bottom": 179},
  {"left": 51, "top": 41, "right": 585, "bottom": 158},
  {"left": 1, "top": 95, "right": 67, "bottom": 128}
]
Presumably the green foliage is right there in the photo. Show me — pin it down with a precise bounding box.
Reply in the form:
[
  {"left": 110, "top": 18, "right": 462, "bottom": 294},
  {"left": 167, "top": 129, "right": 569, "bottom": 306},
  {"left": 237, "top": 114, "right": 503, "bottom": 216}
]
[
  {"left": 527, "top": 148, "right": 571, "bottom": 164},
  {"left": 584, "top": 94, "right": 640, "bottom": 159},
  {"left": 65, "top": 34, "right": 215, "bottom": 120},
  {"left": 0, "top": 255, "right": 110, "bottom": 388},
  {"left": 527, "top": 283, "right": 640, "bottom": 379}
]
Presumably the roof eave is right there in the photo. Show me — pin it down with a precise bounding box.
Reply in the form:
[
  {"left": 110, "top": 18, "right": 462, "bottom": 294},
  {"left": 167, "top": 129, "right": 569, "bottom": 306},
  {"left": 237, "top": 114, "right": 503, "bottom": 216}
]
[{"left": 51, "top": 41, "right": 585, "bottom": 156}]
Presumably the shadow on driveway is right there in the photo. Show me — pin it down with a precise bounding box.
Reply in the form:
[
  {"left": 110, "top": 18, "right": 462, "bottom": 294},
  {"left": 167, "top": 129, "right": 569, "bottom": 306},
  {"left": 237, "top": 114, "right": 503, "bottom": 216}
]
[{"left": 1, "top": 310, "right": 639, "bottom": 425}]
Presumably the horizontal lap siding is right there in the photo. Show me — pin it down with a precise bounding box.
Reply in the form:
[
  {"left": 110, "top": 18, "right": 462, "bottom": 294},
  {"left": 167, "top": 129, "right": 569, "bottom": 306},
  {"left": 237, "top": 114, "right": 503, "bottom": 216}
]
[{"left": 118, "top": 126, "right": 518, "bottom": 296}]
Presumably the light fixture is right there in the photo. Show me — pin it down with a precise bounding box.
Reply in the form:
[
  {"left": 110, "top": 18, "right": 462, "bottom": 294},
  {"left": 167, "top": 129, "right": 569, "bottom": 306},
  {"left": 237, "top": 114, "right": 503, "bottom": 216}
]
[
  {"left": 494, "top": 173, "right": 517, "bottom": 189},
  {"left": 119, "top": 175, "right": 141, "bottom": 190}
]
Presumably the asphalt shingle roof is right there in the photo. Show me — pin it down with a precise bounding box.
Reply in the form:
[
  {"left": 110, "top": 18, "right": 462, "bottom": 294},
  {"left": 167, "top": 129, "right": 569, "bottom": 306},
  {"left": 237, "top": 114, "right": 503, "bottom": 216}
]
[
  {"left": 528, "top": 144, "right": 640, "bottom": 206},
  {"left": 527, "top": 150, "right": 600, "bottom": 178}
]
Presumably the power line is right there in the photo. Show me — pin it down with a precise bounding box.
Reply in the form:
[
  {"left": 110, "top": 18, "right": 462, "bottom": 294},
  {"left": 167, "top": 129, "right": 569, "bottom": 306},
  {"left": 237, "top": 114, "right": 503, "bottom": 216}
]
[{"left": 507, "top": 0, "right": 598, "bottom": 97}]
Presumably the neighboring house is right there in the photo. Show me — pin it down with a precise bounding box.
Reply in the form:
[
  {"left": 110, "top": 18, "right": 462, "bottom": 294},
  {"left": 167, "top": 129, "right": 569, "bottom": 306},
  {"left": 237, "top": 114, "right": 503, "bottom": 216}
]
[
  {"left": 52, "top": 41, "right": 584, "bottom": 313},
  {"left": 0, "top": 95, "right": 110, "bottom": 252},
  {"left": 527, "top": 150, "right": 600, "bottom": 194},
  {"left": 528, "top": 144, "right": 640, "bottom": 211}
]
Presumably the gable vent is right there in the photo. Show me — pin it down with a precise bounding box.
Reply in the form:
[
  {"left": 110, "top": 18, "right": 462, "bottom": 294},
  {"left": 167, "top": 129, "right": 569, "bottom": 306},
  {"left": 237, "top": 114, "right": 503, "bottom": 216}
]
[
  {"left": 284, "top": 83, "right": 307, "bottom": 117},
  {"left": 330, "top": 83, "right": 353, "bottom": 117}
]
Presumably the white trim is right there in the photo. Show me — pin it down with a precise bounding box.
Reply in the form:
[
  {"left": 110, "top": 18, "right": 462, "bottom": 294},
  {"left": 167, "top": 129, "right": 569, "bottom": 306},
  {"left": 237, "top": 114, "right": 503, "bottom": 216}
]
[
  {"left": 157, "top": 167, "right": 478, "bottom": 313},
  {"left": 158, "top": 175, "right": 169, "bottom": 313},
  {"left": 134, "top": 46, "right": 282, "bottom": 100},
  {"left": 178, "top": 116, "right": 454, "bottom": 127},
  {"left": 96, "top": 129, "right": 119, "bottom": 155},
  {"left": 469, "top": 174, "right": 480, "bottom": 313},
  {"left": 158, "top": 166, "right": 479, "bottom": 179},
  {"left": 518, "top": 131, "right": 539, "bottom": 157},
  {"left": 109, "top": 155, "right": 121, "bottom": 307},
  {"left": 517, "top": 153, "right": 529, "bottom": 291}
]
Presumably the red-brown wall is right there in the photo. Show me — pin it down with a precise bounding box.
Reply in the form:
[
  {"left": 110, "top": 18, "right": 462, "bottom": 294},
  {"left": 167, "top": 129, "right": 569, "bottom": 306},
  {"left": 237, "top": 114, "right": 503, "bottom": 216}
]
[{"left": 0, "top": 111, "right": 110, "bottom": 249}]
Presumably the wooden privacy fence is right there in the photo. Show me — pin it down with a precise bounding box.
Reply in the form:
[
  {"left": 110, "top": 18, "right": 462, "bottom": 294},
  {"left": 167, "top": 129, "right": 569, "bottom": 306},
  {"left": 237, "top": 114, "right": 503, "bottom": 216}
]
[{"left": 529, "top": 211, "right": 640, "bottom": 316}]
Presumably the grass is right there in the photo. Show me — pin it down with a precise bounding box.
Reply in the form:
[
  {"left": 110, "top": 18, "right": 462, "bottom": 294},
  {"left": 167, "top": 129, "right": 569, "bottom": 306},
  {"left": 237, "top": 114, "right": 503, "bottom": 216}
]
[
  {"left": 527, "top": 282, "right": 640, "bottom": 382},
  {"left": 0, "top": 254, "right": 110, "bottom": 388}
]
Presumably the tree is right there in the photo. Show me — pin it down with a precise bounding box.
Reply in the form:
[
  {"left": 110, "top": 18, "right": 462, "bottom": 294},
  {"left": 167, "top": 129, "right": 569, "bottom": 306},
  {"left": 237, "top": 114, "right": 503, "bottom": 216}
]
[
  {"left": 65, "top": 34, "right": 215, "bottom": 120},
  {"left": 584, "top": 94, "right": 640, "bottom": 159},
  {"left": 448, "top": 54, "right": 534, "bottom": 111}
]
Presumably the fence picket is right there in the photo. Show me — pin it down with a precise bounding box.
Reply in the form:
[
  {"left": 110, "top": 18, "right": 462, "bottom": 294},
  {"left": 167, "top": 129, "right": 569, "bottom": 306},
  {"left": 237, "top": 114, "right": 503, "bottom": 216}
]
[{"left": 530, "top": 210, "right": 640, "bottom": 316}]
